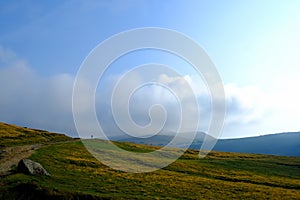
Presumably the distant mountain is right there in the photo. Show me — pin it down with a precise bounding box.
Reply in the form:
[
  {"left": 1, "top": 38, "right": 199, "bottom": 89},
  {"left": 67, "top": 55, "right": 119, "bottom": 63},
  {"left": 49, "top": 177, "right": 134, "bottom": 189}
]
[
  {"left": 213, "top": 132, "right": 300, "bottom": 156},
  {"left": 117, "top": 131, "right": 300, "bottom": 157},
  {"left": 116, "top": 131, "right": 212, "bottom": 148}
]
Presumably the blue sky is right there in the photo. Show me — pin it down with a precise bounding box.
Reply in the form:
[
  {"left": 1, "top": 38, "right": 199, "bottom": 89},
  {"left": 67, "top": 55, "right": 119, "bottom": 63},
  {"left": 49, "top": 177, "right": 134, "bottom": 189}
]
[{"left": 0, "top": 0, "right": 300, "bottom": 138}]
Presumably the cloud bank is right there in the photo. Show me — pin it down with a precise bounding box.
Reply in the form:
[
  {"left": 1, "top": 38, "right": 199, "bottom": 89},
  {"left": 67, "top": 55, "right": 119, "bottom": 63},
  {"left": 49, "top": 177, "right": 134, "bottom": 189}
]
[
  {"left": 0, "top": 46, "right": 75, "bottom": 135},
  {"left": 0, "top": 46, "right": 270, "bottom": 138}
]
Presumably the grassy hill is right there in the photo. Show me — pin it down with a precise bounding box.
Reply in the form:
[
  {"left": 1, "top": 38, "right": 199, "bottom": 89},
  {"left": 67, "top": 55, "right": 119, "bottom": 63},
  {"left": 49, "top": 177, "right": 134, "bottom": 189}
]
[
  {"left": 0, "top": 137, "right": 300, "bottom": 199},
  {"left": 0, "top": 122, "right": 72, "bottom": 147}
]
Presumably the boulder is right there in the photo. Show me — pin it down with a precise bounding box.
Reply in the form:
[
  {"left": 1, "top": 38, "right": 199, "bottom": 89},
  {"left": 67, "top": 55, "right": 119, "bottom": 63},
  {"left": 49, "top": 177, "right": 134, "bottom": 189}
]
[{"left": 17, "top": 159, "right": 50, "bottom": 176}]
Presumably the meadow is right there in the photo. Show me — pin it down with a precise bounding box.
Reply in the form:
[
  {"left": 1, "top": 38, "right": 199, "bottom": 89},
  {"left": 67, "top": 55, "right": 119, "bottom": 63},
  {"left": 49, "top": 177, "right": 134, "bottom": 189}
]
[{"left": 0, "top": 122, "right": 299, "bottom": 199}]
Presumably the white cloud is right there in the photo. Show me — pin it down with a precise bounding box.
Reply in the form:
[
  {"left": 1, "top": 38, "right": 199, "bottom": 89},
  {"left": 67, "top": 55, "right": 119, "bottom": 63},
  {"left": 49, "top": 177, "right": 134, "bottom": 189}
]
[
  {"left": 96, "top": 71, "right": 270, "bottom": 138},
  {"left": 225, "top": 84, "right": 269, "bottom": 124},
  {"left": 0, "top": 46, "right": 280, "bottom": 138},
  {"left": 0, "top": 46, "right": 75, "bottom": 135}
]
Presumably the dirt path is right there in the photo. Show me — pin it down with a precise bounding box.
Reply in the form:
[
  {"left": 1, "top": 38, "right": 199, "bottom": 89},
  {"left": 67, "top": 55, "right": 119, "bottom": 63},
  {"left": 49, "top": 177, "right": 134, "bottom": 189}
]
[
  {"left": 0, "top": 139, "right": 78, "bottom": 176},
  {"left": 0, "top": 144, "right": 40, "bottom": 176}
]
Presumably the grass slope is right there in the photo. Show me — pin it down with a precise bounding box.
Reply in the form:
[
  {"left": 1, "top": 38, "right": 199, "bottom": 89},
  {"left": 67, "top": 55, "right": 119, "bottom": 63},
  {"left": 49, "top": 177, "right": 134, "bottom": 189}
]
[
  {"left": 0, "top": 122, "right": 72, "bottom": 147},
  {"left": 1, "top": 140, "right": 300, "bottom": 199}
]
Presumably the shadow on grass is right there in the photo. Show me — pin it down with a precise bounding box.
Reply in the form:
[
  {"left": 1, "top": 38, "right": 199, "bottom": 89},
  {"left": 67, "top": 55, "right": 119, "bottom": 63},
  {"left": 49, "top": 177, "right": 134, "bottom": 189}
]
[{"left": 1, "top": 182, "right": 109, "bottom": 200}]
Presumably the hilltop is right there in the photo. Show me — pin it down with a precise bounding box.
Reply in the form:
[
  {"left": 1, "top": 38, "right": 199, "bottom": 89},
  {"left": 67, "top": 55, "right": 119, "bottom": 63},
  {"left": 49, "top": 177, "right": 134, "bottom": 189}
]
[
  {"left": 0, "top": 122, "right": 72, "bottom": 147},
  {"left": 0, "top": 122, "right": 299, "bottom": 199}
]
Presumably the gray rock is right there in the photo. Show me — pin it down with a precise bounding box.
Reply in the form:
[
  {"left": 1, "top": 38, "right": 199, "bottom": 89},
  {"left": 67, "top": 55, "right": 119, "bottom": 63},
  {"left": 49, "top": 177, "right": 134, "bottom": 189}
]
[{"left": 17, "top": 159, "right": 50, "bottom": 176}]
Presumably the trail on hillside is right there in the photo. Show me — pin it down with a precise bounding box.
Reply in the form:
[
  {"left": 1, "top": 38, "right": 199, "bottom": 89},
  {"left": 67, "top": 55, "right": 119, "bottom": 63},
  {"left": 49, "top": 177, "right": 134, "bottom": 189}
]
[
  {"left": 0, "top": 144, "right": 40, "bottom": 176},
  {"left": 0, "top": 139, "right": 78, "bottom": 176}
]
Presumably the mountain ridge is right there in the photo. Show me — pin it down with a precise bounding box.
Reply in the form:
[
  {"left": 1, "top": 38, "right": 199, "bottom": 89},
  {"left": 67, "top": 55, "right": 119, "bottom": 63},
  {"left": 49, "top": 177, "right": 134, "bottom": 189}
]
[{"left": 116, "top": 131, "right": 300, "bottom": 157}]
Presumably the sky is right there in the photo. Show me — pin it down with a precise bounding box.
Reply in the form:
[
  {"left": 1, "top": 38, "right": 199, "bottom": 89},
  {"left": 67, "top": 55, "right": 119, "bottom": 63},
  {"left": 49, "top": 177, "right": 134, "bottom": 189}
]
[{"left": 0, "top": 0, "right": 300, "bottom": 139}]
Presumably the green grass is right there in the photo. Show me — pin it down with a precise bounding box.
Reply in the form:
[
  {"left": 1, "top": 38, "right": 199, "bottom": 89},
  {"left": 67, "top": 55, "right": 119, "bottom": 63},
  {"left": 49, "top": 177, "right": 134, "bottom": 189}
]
[
  {"left": 1, "top": 140, "right": 300, "bottom": 199},
  {"left": 0, "top": 122, "right": 73, "bottom": 147}
]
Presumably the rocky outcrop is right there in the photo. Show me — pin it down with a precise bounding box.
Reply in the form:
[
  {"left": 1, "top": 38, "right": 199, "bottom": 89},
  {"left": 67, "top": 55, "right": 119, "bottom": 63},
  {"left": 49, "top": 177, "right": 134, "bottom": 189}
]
[{"left": 17, "top": 159, "right": 50, "bottom": 176}]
